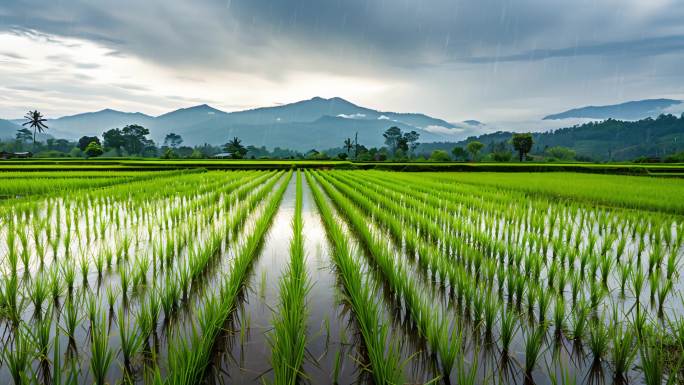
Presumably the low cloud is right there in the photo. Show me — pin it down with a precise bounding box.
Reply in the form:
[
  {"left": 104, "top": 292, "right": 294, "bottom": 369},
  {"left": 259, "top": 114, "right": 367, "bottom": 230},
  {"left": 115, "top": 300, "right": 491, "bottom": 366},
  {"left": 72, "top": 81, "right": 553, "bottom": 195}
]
[
  {"left": 424, "top": 125, "right": 464, "bottom": 135},
  {"left": 337, "top": 113, "right": 366, "bottom": 119}
]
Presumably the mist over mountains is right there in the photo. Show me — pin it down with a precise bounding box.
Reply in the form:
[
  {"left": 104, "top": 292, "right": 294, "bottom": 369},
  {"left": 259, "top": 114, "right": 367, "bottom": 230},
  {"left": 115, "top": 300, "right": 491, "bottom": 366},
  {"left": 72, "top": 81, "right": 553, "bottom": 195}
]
[
  {"left": 2, "top": 97, "right": 683, "bottom": 157},
  {"left": 1, "top": 97, "right": 471, "bottom": 151}
]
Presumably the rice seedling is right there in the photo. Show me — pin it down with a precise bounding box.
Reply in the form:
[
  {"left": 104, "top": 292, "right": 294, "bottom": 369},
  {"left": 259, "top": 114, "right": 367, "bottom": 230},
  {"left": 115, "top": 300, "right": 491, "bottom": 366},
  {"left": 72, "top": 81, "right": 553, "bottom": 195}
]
[
  {"left": 32, "top": 309, "right": 53, "bottom": 364},
  {"left": 657, "top": 279, "right": 673, "bottom": 316},
  {"left": 499, "top": 307, "right": 518, "bottom": 354},
  {"left": 618, "top": 262, "right": 632, "bottom": 297},
  {"left": 106, "top": 286, "right": 118, "bottom": 310},
  {"left": 588, "top": 317, "right": 610, "bottom": 363},
  {"left": 59, "top": 264, "right": 76, "bottom": 297},
  {"left": 611, "top": 322, "right": 637, "bottom": 379},
  {"left": 95, "top": 251, "right": 105, "bottom": 277},
  {"left": 51, "top": 325, "right": 81, "bottom": 385},
  {"left": 538, "top": 286, "right": 551, "bottom": 323},
  {"left": 90, "top": 311, "right": 115, "bottom": 385},
  {"left": 569, "top": 301, "right": 589, "bottom": 341},
  {"left": 63, "top": 295, "right": 80, "bottom": 341},
  {"left": 2, "top": 325, "right": 34, "bottom": 384},
  {"left": 438, "top": 323, "right": 463, "bottom": 376},
  {"left": 553, "top": 297, "right": 566, "bottom": 334},
  {"left": 483, "top": 294, "right": 499, "bottom": 337},
  {"left": 29, "top": 273, "right": 49, "bottom": 318},
  {"left": 118, "top": 307, "right": 144, "bottom": 376},
  {"left": 524, "top": 323, "right": 547, "bottom": 376},
  {"left": 632, "top": 306, "right": 649, "bottom": 342},
  {"left": 455, "top": 349, "right": 480, "bottom": 385},
  {"left": 79, "top": 255, "right": 89, "bottom": 285},
  {"left": 638, "top": 331, "right": 682, "bottom": 385}
]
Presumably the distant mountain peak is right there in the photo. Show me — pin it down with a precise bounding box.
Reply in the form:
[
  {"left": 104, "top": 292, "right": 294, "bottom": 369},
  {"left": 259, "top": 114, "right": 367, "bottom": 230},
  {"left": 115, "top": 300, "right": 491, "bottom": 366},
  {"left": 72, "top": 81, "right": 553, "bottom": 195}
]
[
  {"left": 462, "top": 120, "right": 483, "bottom": 126},
  {"left": 56, "top": 108, "right": 152, "bottom": 120},
  {"left": 544, "top": 98, "right": 682, "bottom": 121},
  {"left": 188, "top": 103, "right": 218, "bottom": 110},
  {"left": 307, "top": 96, "right": 353, "bottom": 104},
  {"left": 156, "top": 104, "right": 226, "bottom": 119}
]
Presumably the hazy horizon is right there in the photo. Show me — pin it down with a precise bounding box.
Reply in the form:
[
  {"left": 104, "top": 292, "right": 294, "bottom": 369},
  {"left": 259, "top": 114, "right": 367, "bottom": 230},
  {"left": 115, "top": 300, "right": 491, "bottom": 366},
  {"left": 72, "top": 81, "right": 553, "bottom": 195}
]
[{"left": 1, "top": 0, "right": 684, "bottom": 125}]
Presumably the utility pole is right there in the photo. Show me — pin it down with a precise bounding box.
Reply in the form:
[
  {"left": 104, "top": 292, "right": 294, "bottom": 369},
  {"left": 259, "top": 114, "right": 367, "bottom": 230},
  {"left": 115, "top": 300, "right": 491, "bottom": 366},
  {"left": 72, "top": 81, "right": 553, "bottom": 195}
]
[{"left": 354, "top": 132, "right": 358, "bottom": 160}]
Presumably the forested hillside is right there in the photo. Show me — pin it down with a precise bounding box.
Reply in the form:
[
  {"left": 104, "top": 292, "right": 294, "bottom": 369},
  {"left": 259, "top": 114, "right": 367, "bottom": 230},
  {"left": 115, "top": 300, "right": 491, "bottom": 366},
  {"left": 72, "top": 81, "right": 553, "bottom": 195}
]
[{"left": 418, "top": 114, "right": 684, "bottom": 161}]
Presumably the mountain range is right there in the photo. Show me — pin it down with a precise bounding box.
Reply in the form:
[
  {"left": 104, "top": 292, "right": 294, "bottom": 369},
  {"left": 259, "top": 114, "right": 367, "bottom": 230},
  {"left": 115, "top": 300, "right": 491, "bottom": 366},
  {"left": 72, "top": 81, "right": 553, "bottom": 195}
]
[
  {"left": 543, "top": 98, "right": 682, "bottom": 120},
  {"left": 1, "top": 97, "right": 466, "bottom": 151},
  {"left": 2, "top": 97, "right": 683, "bottom": 154}
]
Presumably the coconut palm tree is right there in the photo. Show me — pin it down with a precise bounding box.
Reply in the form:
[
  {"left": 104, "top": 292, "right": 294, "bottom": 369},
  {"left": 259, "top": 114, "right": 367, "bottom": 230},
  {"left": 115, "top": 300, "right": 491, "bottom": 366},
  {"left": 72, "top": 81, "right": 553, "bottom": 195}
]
[
  {"left": 344, "top": 138, "right": 353, "bottom": 155},
  {"left": 22, "top": 110, "right": 48, "bottom": 150},
  {"left": 224, "top": 136, "right": 247, "bottom": 159}
]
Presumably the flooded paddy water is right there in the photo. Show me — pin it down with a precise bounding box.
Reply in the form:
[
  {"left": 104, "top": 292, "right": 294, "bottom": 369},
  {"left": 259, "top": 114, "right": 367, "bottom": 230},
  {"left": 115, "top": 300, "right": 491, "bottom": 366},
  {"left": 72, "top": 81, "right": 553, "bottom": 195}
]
[{"left": 0, "top": 169, "right": 682, "bottom": 385}]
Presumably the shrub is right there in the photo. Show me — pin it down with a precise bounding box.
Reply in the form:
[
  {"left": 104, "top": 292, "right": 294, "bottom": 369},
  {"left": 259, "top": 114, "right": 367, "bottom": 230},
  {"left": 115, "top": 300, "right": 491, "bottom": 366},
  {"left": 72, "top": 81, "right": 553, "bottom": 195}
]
[
  {"left": 429, "top": 150, "right": 451, "bottom": 162},
  {"left": 492, "top": 151, "right": 512, "bottom": 162}
]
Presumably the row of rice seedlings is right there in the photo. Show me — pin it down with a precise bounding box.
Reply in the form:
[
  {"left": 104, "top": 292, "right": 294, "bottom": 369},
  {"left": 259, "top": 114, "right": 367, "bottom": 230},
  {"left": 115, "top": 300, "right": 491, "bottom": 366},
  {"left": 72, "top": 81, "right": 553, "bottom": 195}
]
[
  {"left": 352, "top": 170, "right": 680, "bottom": 323},
  {"left": 0, "top": 170, "right": 195, "bottom": 198},
  {"left": 102, "top": 173, "right": 250, "bottom": 276},
  {"left": 320, "top": 171, "right": 459, "bottom": 290},
  {"left": 0, "top": 171, "right": 233, "bottom": 279},
  {"left": 422, "top": 170, "right": 684, "bottom": 216},
  {"left": 324, "top": 172, "right": 507, "bottom": 327},
  {"left": 164, "top": 171, "right": 291, "bottom": 385},
  {"left": 118, "top": 178, "right": 237, "bottom": 323},
  {"left": 366, "top": 169, "right": 678, "bottom": 268},
  {"left": 304, "top": 170, "right": 405, "bottom": 384},
  {"left": 397, "top": 173, "right": 683, "bottom": 357},
  {"left": 270, "top": 171, "right": 310, "bottom": 384},
  {"left": 184, "top": 172, "right": 281, "bottom": 286},
  {"left": 5, "top": 177, "right": 216, "bottom": 292},
  {"left": 324, "top": 172, "right": 540, "bottom": 367},
  {"left": 330, "top": 171, "right": 684, "bottom": 380},
  {"left": 0, "top": 172, "right": 255, "bottom": 382},
  {"left": 150, "top": 171, "right": 268, "bottom": 280},
  {"left": 312, "top": 171, "right": 463, "bottom": 379}
]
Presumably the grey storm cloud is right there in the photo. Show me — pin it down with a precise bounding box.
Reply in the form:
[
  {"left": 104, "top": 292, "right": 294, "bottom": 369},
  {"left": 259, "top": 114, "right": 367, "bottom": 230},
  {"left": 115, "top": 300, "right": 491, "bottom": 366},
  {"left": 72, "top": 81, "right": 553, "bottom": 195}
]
[
  {"left": 1, "top": 0, "right": 683, "bottom": 73},
  {"left": 463, "top": 35, "right": 684, "bottom": 63},
  {"left": 1, "top": 0, "right": 683, "bottom": 122}
]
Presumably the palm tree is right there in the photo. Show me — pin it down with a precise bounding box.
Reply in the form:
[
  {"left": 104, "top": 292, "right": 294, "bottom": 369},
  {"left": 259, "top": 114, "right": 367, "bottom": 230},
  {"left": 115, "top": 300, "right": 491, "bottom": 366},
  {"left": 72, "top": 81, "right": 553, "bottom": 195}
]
[
  {"left": 343, "top": 138, "right": 353, "bottom": 155},
  {"left": 224, "top": 136, "right": 247, "bottom": 159},
  {"left": 22, "top": 110, "right": 48, "bottom": 150}
]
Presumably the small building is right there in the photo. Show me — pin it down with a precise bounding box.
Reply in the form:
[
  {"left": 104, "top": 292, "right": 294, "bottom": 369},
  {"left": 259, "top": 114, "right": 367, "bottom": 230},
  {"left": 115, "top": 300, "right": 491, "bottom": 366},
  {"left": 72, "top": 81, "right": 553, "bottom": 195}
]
[{"left": 0, "top": 151, "right": 33, "bottom": 159}]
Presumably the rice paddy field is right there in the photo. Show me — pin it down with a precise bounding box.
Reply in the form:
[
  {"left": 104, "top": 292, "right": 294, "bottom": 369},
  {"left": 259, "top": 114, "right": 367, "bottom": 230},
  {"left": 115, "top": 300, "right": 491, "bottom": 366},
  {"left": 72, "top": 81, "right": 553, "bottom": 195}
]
[{"left": 0, "top": 168, "right": 683, "bottom": 385}]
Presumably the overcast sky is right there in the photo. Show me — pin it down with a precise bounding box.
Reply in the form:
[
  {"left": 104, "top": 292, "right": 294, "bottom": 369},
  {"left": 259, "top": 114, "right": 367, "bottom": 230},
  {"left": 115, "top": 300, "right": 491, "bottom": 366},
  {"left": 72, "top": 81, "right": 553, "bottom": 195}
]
[{"left": 1, "top": 0, "right": 683, "bottom": 127}]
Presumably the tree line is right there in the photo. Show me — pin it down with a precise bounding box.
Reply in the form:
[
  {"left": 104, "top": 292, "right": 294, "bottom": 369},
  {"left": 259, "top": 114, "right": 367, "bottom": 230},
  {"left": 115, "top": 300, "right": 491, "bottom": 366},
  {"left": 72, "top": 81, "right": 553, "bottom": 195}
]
[{"left": 5, "top": 109, "right": 682, "bottom": 162}]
